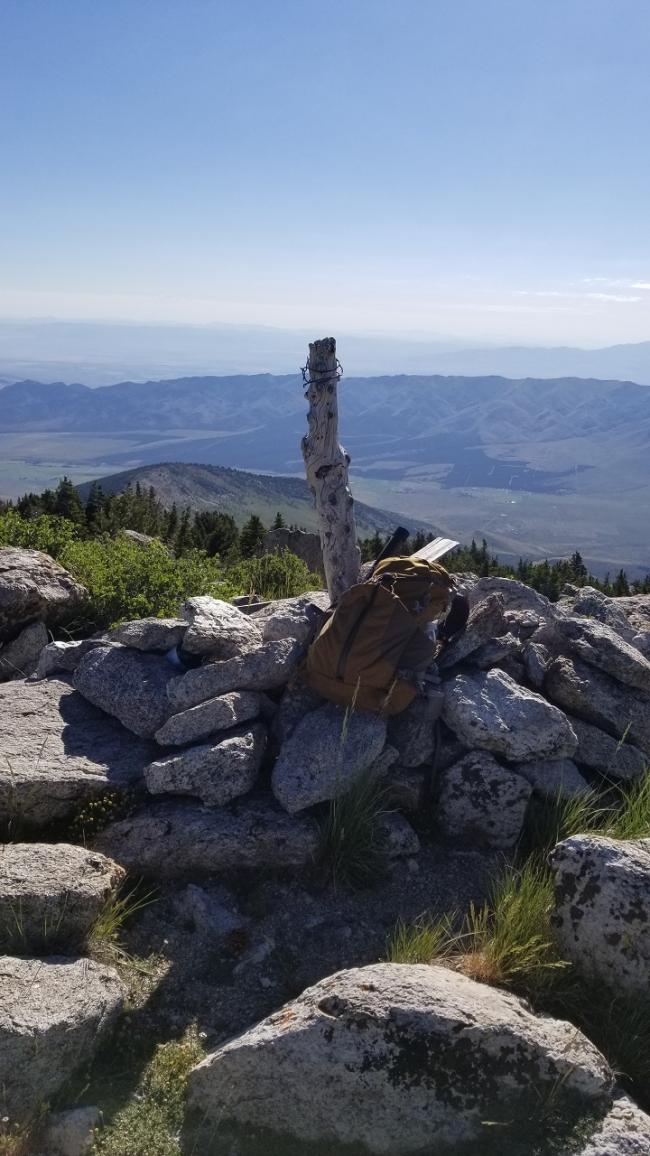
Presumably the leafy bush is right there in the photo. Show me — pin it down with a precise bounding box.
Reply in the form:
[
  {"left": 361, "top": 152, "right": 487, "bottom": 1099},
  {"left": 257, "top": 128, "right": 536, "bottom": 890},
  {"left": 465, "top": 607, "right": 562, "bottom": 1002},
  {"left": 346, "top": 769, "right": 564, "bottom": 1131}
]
[
  {"left": 0, "top": 505, "right": 321, "bottom": 630},
  {"left": 228, "top": 548, "right": 321, "bottom": 601},
  {"left": 0, "top": 509, "right": 81, "bottom": 557},
  {"left": 58, "top": 537, "right": 237, "bottom": 630}
]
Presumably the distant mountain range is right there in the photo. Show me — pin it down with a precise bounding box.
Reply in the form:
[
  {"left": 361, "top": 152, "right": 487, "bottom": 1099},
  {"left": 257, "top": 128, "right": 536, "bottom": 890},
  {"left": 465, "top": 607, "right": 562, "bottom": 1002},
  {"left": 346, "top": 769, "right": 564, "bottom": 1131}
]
[
  {"left": 1, "top": 370, "right": 649, "bottom": 576},
  {"left": 75, "top": 462, "right": 437, "bottom": 539},
  {"left": 3, "top": 319, "right": 650, "bottom": 384}
]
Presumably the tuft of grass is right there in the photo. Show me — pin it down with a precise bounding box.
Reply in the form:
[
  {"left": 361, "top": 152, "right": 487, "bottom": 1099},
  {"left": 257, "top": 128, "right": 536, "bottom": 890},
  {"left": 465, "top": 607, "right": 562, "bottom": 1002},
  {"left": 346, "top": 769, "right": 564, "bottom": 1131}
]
[
  {"left": 387, "top": 861, "right": 568, "bottom": 995},
  {"left": 456, "top": 865, "right": 569, "bottom": 993},
  {"left": 319, "top": 769, "right": 389, "bottom": 890},
  {"left": 91, "top": 1027, "right": 205, "bottom": 1156},
  {"left": 522, "top": 788, "right": 608, "bottom": 860},
  {"left": 522, "top": 769, "right": 650, "bottom": 860},
  {"left": 386, "top": 913, "right": 455, "bottom": 965},
  {"left": 605, "top": 771, "right": 650, "bottom": 840},
  {"left": 87, "top": 883, "right": 157, "bottom": 968},
  {"left": 0, "top": 893, "right": 71, "bottom": 955}
]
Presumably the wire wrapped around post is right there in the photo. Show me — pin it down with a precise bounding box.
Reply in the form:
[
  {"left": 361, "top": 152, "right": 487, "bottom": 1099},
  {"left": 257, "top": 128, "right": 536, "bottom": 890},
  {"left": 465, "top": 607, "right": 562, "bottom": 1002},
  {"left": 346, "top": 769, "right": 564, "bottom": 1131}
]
[{"left": 301, "top": 337, "right": 361, "bottom": 604}]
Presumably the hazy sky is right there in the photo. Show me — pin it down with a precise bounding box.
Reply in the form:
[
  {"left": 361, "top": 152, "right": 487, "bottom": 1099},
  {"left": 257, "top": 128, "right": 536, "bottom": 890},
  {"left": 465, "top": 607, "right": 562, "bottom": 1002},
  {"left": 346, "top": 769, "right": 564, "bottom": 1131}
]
[{"left": 2, "top": 0, "right": 650, "bottom": 346}]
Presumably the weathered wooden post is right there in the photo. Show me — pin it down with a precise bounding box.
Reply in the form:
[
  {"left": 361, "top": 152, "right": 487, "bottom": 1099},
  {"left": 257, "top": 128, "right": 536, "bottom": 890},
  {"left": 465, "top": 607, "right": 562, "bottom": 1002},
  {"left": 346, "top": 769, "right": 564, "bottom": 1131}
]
[{"left": 302, "top": 337, "right": 361, "bottom": 603}]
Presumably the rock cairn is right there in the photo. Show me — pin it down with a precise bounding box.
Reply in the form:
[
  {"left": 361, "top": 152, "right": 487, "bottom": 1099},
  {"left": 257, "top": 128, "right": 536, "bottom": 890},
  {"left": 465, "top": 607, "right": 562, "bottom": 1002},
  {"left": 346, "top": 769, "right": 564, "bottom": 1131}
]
[
  {"left": 2, "top": 568, "right": 650, "bottom": 872},
  {"left": 2, "top": 550, "right": 650, "bottom": 1149}
]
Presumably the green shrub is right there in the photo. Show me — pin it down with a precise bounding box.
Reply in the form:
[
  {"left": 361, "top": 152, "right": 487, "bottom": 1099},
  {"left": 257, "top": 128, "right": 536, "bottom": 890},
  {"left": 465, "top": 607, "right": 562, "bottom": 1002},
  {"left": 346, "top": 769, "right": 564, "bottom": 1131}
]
[
  {"left": 58, "top": 537, "right": 236, "bottom": 630},
  {"left": 228, "top": 548, "right": 321, "bottom": 601},
  {"left": 0, "top": 509, "right": 81, "bottom": 557}
]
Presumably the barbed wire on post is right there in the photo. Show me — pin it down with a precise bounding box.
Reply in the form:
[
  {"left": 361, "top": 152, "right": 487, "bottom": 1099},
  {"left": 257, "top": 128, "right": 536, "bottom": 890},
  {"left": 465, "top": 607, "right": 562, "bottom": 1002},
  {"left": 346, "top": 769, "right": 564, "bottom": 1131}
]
[{"left": 301, "top": 358, "right": 343, "bottom": 392}]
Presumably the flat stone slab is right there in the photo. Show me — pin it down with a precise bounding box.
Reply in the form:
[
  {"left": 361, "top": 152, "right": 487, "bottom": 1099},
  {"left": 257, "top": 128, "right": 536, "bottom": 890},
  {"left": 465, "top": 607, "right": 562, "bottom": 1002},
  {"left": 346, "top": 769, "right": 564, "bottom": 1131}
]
[
  {"left": 108, "top": 617, "right": 187, "bottom": 652},
  {"left": 168, "top": 639, "right": 300, "bottom": 710},
  {"left": 0, "top": 843, "right": 124, "bottom": 953},
  {"left": 74, "top": 645, "right": 179, "bottom": 738},
  {"left": 96, "top": 798, "right": 319, "bottom": 877},
  {"left": 468, "top": 576, "right": 555, "bottom": 619},
  {"left": 512, "top": 757, "right": 590, "bottom": 799},
  {"left": 443, "top": 669, "right": 577, "bottom": 762},
  {"left": 556, "top": 615, "right": 650, "bottom": 693},
  {"left": 272, "top": 703, "right": 387, "bottom": 814},
  {"left": 570, "top": 715, "right": 648, "bottom": 781},
  {"left": 251, "top": 591, "right": 330, "bottom": 645},
  {"left": 34, "top": 636, "right": 114, "bottom": 679},
  {"left": 545, "top": 655, "right": 650, "bottom": 756},
  {"left": 0, "top": 678, "right": 155, "bottom": 828},
  {"left": 180, "top": 596, "right": 263, "bottom": 658},
  {"left": 438, "top": 593, "right": 506, "bottom": 669},
  {"left": 155, "top": 690, "right": 261, "bottom": 747},
  {"left": 145, "top": 723, "right": 267, "bottom": 806},
  {"left": 557, "top": 587, "right": 637, "bottom": 642},
  {"left": 0, "top": 955, "right": 123, "bottom": 1123}
]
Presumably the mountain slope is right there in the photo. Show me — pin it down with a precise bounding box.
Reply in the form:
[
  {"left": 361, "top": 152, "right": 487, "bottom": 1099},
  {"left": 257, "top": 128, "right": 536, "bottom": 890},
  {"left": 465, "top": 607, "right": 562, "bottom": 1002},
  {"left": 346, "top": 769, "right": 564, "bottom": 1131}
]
[
  {"left": 76, "top": 462, "right": 438, "bottom": 539},
  {"left": 2, "top": 372, "right": 649, "bottom": 574},
  {"left": 2, "top": 373, "right": 648, "bottom": 442}
]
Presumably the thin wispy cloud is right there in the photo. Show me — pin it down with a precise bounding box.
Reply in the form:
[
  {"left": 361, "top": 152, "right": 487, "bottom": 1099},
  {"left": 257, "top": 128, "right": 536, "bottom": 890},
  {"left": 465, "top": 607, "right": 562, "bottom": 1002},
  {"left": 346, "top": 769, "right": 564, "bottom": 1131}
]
[
  {"left": 581, "top": 277, "right": 650, "bottom": 291},
  {"left": 516, "top": 288, "right": 643, "bottom": 304},
  {"left": 586, "top": 292, "right": 643, "bottom": 303}
]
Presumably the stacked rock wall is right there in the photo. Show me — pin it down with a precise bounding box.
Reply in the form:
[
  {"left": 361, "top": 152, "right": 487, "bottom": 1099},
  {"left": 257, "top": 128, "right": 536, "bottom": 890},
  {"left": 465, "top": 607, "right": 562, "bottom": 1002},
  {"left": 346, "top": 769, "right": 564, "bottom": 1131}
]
[{"left": 10, "top": 575, "right": 650, "bottom": 871}]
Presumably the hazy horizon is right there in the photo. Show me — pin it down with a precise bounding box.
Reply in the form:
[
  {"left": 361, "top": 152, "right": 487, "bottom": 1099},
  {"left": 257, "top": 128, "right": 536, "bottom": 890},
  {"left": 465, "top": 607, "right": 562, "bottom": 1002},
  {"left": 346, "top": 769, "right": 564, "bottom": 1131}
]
[{"left": 4, "top": 316, "right": 650, "bottom": 386}]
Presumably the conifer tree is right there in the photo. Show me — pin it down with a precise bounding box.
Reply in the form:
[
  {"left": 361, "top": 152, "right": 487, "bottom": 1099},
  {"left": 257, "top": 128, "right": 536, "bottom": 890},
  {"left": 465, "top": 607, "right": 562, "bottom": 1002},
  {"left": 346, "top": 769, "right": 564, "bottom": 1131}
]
[
  {"left": 239, "top": 514, "right": 266, "bottom": 558},
  {"left": 174, "top": 508, "right": 194, "bottom": 555},
  {"left": 53, "top": 477, "right": 85, "bottom": 523},
  {"left": 612, "top": 568, "right": 630, "bottom": 596},
  {"left": 85, "top": 482, "right": 105, "bottom": 533}
]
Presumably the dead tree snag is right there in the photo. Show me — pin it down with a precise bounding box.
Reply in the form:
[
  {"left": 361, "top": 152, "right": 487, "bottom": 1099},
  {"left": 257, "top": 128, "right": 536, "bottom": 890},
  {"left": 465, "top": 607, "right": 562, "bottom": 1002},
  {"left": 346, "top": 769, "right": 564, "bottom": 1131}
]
[{"left": 301, "top": 337, "right": 361, "bottom": 603}]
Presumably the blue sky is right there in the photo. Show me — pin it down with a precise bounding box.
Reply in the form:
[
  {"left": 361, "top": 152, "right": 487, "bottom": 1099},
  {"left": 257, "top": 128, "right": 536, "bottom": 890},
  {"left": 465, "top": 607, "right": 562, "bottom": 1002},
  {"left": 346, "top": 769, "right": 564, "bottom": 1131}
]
[{"left": 1, "top": 0, "right": 649, "bottom": 345}]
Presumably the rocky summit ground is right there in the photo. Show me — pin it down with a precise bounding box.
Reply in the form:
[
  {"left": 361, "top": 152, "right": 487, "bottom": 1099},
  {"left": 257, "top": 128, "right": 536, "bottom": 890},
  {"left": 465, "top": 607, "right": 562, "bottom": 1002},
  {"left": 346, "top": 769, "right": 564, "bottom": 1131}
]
[{"left": 1, "top": 546, "right": 650, "bottom": 1154}]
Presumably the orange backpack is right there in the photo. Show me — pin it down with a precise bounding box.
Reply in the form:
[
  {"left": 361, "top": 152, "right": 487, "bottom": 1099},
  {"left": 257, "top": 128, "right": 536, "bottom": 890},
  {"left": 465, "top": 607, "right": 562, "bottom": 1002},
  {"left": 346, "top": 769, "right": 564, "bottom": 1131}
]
[{"left": 303, "top": 557, "right": 453, "bottom": 714}]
